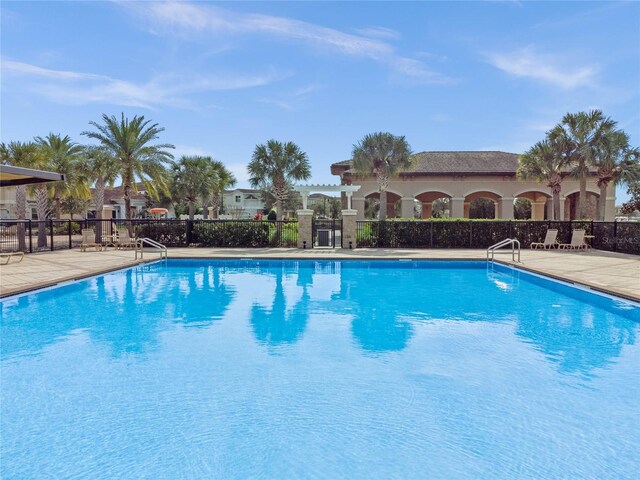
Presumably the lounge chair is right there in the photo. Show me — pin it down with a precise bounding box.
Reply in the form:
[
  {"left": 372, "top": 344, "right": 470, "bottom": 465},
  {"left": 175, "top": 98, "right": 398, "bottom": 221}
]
[
  {"left": 0, "top": 252, "right": 24, "bottom": 265},
  {"left": 559, "top": 229, "right": 590, "bottom": 250},
  {"left": 531, "top": 229, "right": 559, "bottom": 249},
  {"left": 116, "top": 228, "right": 139, "bottom": 250},
  {"left": 80, "top": 229, "right": 103, "bottom": 252}
]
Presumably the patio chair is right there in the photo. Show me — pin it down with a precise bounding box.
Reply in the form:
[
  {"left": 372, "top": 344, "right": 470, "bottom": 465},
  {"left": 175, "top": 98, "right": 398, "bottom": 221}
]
[
  {"left": 559, "top": 229, "right": 590, "bottom": 250},
  {"left": 80, "top": 229, "right": 103, "bottom": 252},
  {"left": 0, "top": 252, "right": 24, "bottom": 265},
  {"left": 116, "top": 228, "right": 139, "bottom": 250},
  {"left": 530, "top": 229, "right": 559, "bottom": 249}
]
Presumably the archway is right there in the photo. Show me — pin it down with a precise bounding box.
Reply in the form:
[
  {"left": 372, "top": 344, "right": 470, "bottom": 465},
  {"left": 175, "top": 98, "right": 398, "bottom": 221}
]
[
  {"left": 415, "top": 191, "right": 452, "bottom": 218},
  {"left": 514, "top": 191, "right": 551, "bottom": 220},
  {"left": 364, "top": 191, "right": 402, "bottom": 219},
  {"left": 564, "top": 191, "right": 600, "bottom": 220},
  {"left": 464, "top": 191, "right": 500, "bottom": 219}
]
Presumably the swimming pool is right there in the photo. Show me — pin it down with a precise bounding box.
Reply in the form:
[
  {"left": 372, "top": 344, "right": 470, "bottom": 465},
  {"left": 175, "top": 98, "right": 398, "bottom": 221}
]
[{"left": 1, "top": 259, "right": 638, "bottom": 479}]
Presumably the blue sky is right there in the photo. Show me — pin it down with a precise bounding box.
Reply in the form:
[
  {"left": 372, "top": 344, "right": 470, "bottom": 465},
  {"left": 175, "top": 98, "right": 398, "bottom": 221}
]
[{"left": 1, "top": 1, "right": 639, "bottom": 202}]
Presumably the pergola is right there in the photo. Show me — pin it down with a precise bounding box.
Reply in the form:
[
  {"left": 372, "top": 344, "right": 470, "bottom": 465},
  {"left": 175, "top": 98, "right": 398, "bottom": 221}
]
[
  {"left": 0, "top": 165, "right": 65, "bottom": 187},
  {"left": 293, "top": 184, "right": 361, "bottom": 210}
]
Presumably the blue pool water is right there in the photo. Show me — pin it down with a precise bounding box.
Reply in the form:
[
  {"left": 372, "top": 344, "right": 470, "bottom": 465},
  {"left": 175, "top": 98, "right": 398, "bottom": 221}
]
[{"left": 1, "top": 259, "right": 639, "bottom": 479}]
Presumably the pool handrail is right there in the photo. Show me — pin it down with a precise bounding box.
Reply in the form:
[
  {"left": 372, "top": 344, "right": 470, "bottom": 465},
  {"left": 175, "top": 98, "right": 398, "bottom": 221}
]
[
  {"left": 487, "top": 238, "right": 520, "bottom": 263},
  {"left": 136, "top": 237, "right": 168, "bottom": 260}
]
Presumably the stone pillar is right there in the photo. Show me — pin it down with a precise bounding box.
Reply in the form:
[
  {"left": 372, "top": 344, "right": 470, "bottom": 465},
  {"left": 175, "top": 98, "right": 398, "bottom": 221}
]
[
  {"left": 498, "top": 197, "right": 514, "bottom": 220},
  {"left": 605, "top": 197, "right": 616, "bottom": 221},
  {"left": 400, "top": 197, "right": 415, "bottom": 219},
  {"left": 341, "top": 209, "right": 357, "bottom": 249},
  {"left": 101, "top": 205, "right": 114, "bottom": 235},
  {"left": 451, "top": 197, "right": 465, "bottom": 218},
  {"left": 422, "top": 201, "right": 433, "bottom": 219},
  {"left": 559, "top": 197, "right": 565, "bottom": 220},
  {"left": 207, "top": 207, "right": 214, "bottom": 219},
  {"left": 352, "top": 197, "right": 366, "bottom": 221},
  {"left": 463, "top": 201, "right": 471, "bottom": 219},
  {"left": 297, "top": 209, "right": 313, "bottom": 249},
  {"left": 531, "top": 201, "right": 546, "bottom": 220}
]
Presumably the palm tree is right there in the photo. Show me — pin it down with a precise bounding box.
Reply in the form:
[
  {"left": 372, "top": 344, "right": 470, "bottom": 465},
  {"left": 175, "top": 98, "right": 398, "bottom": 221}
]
[
  {"left": 81, "top": 145, "right": 120, "bottom": 241},
  {"left": 0, "top": 142, "right": 43, "bottom": 250},
  {"left": 593, "top": 130, "right": 640, "bottom": 221},
  {"left": 209, "top": 160, "right": 236, "bottom": 219},
  {"left": 81, "top": 113, "right": 174, "bottom": 222},
  {"left": 518, "top": 139, "right": 570, "bottom": 220},
  {"left": 549, "top": 110, "right": 616, "bottom": 219},
  {"left": 170, "top": 155, "right": 217, "bottom": 220},
  {"left": 247, "top": 140, "right": 311, "bottom": 220},
  {"left": 351, "top": 132, "right": 413, "bottom": 220},
  {"left": 35, "top": 134, "right": 86, "bottom": 219}
]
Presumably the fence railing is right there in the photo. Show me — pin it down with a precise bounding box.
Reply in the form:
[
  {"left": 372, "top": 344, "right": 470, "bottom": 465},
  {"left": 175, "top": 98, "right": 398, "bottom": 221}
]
[
  {"left": 0, "top": 219, "right": 298, "bottom": 253},
  {"left": 1, "top": 219, "right": 638, "bottom": 255},
  {"left": 355, "top": 220, "right": 640, "bottom": 255}
]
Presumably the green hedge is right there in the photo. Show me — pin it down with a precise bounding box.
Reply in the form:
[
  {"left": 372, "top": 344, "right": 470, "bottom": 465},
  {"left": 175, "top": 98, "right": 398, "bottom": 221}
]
[{"left": 193, "top": 222, "right": 271, "bottom": 247}]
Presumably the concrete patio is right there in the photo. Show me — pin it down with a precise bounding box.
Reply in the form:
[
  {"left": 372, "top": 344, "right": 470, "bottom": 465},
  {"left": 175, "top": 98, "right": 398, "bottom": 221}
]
[{"left": 1, "top": 247, "right": 638, "bottom": 301}]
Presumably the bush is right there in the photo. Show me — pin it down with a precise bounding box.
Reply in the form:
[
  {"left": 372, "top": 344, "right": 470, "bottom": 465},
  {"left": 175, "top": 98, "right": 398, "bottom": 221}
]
[
  {"left": 135, "top": 221, "right": 187, "bottom": 247},
  {"left": 193, "top": 221, "right": 271, "bottom": 247},
  {"left": 267, "top": 210, "right": 277, "bottom": 221}
]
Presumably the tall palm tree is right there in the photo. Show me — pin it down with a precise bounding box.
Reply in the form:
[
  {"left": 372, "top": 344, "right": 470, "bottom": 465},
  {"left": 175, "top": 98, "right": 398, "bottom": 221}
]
[
  {"left": 81, "top": 145, "right": 120, "bottom": 240},
  {"left": 248, "top": 140, "right": 311, "bottom": 220},
  {"left": 0, "top": 142, "right": 43, "bottom": 250},
  {"left": 518, "top": 139, "right": 570, "bottom": 220},
  {"left": 351, "top": 132, "right": 413, "bottom": 220},
  {"left": 549, "top": 110, "right": 616, "bottom": 219},
  {"left": 209, "top": 160, "right": 236, "bottom": 219},
  {"left": 35, "top": 133, "right": 86, "bottom": 219},
  {"left": 170, "top": 155, "right": 217, "bottom": 220},
  {"left": 593, "top": 130, "right": 640, "bottom": 221},
  {"left": 81, "top": 113, "right": 174, "bottom": 222}
]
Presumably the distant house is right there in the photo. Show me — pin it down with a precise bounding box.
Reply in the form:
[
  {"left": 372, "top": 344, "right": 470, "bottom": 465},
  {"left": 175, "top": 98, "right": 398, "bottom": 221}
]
[
  {"left": 222, "top": 189, "right": 265, "bottom": 219},
  {"left": 87, "top": 183, "right": 174, "bottom": 219}
]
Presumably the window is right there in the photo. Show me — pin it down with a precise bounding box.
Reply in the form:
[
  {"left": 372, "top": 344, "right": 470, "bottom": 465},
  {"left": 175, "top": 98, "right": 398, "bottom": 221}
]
[
  {"left": 31, "top": 208, "right": 38, "bottom": 220},
  {"left": 235, "top": 195, "right": 241, "bottom": 203}
]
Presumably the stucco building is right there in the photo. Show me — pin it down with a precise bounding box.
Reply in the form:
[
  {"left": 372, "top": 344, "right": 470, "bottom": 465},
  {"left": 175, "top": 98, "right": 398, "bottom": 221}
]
[{"left": 331, "top": 151, "right": 612, "bottom": 221}]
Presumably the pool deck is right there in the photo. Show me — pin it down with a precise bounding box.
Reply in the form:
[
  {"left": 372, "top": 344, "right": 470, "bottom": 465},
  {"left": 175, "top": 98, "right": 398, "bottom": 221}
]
[{"left": 1, "top": 247, "right": 639, "bottom": 301}]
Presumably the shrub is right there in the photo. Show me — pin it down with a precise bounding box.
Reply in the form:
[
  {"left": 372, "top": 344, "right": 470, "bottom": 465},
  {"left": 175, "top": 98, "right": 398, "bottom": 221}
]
[{"left": 193, "top": 221, "right": 271, "bottom": 247}]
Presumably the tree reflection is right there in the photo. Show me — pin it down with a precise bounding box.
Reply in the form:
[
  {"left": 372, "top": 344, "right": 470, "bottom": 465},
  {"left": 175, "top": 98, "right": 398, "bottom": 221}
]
[{"left": 250, "top": 267, "right": 310, "bottom": 347}]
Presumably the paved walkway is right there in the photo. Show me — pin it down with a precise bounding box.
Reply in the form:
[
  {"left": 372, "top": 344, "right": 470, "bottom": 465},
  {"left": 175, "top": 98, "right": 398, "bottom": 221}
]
[{"left": 1, "top": 247, "right": 639, "bottom": 301}]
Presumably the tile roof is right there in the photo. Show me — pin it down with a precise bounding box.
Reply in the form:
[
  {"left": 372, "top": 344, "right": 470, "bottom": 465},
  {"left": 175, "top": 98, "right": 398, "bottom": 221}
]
[{"left": 332, "top": 151, "right": 521, "bottom": 176}]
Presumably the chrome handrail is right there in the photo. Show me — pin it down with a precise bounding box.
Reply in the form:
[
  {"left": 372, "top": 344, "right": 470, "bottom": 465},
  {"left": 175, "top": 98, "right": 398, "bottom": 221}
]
[
  {"left": 136, "top": 237, "right": 168, "bottom": 260},
  {"left": 487, "top": 238, "right": 520, "bottom": 263}
]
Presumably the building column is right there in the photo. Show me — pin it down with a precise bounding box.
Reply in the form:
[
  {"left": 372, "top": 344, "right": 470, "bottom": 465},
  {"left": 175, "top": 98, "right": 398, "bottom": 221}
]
[
  {"left": 352, "top": 197, "right": 366, "bottom": 221},
  {"left": 463, "top": 201, "right": 471, "bottom": 218},
  {"left": 451, "top": 197, "right": 465, "bottom": 218},
  {"left": 341, "top": 209, "right": 357, "bottom": 249},
  {"left": 296, "top": 209, "right": 313, "bottom": 249},
  {"left": 558, "top": 197, "right": 565, "bottom": 220},
  {"left": 605, "top": 197, "right": 616, "bottom": 221},
  {"left": 422, "top": 201, "right": 433, "bottom": 219},
  {"left": 498, "top": 197, "right": 514, "bottom": 220},
  {"left": 531, "top": 201, "right": 546, "bottom": 220},
  {"left": 400, "top": 197, "right": 415, "bottom": 219}
]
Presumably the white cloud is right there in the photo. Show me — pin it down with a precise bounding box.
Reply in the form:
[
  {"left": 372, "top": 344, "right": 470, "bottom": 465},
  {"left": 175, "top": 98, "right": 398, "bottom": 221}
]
[
  {"left": 1, "top": 58, "right": 284, "bottom": 109},
  {"left": 484, "top": 47, "right": 598, "bottom": 89},
  {"left": 119, "top": 1, "right": 453, "bottom": 85},
  {"left": 353, "top": 26, "right": 401, "bottom": 40}
]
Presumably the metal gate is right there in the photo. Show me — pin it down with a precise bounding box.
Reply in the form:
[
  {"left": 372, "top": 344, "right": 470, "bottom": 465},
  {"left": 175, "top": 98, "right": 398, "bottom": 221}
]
[{"left": 312, "top": 219, "right": 342, "bottom": 248}]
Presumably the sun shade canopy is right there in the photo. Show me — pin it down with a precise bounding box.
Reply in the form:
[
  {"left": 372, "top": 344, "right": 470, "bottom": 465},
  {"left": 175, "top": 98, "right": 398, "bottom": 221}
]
[{"left": 0, "top": 165, "right": 65, "bottom": 187}]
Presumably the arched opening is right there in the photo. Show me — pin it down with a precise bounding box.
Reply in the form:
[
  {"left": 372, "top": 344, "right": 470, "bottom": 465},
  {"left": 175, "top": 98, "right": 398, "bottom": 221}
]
[
  {"left": 464, "top": 191, "right": 500, "bottom": 219},
  {"left": 514, "top": 191, "right": 551, "bottom": 220},
  {"left": 415, "top": 191, "right": 452, "bottom": 219},
  {"left": 565, "top": 191, "right": 600, "bottom": 220},
  {"left": 364, "top": 191, "right": 402, "bottom": 219}
]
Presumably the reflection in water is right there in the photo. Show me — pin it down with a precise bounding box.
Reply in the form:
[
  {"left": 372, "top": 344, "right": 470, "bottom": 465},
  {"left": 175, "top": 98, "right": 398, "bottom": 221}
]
[
  {"left": 250, "top": 267, "right": 310, "bottom": 346},
  {"left": 1, "top": 260, "right": 637, "bottom": 375}
]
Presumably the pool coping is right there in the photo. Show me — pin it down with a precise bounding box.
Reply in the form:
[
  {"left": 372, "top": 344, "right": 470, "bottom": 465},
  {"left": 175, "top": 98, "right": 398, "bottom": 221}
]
[{"left": 2, "top": 252, "right": 638, "bottom": 303}]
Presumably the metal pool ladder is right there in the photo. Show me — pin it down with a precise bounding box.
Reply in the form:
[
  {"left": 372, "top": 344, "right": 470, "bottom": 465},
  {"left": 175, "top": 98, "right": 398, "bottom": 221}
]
[
  {"left": 135, "top": 237, "right": 168, "bottom": 260},
  {"left": 487, "top": 238, "right": 520, "bottom": 263}
]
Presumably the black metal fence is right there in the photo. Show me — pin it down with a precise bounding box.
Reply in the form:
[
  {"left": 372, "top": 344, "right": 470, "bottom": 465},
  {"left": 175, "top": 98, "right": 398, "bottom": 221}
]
[
  {"left": 1, "top": 219, "right": 638, "bottom": 255},
  {"left": 0, "top": 219, "right": 298, "bottom": 253},
  {"left": 356, "top": 220, "right": 640, "bottom": 255}
]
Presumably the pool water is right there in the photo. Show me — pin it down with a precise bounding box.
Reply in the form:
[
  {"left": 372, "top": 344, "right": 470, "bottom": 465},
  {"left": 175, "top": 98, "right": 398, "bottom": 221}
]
[{"left": 1, "top": 260, "right": 639, "bottom": 479}]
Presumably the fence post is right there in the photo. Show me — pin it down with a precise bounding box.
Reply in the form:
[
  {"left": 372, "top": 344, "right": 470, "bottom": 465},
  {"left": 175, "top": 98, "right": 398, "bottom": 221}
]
[
  {"left": 49, "top": 219, "right": 54, "bottom": 251},
  {"left": 613, "top": 220, "right": 617, "bottom": 253},
  {"left": 28, "top": 220, "right": 33, "bottom": 253},
  {"left": 186, "top": 220, "right": 193, "bottom": 245},
  {"left": 68, "top": 220, "right": 72, "bottom": 249}
]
